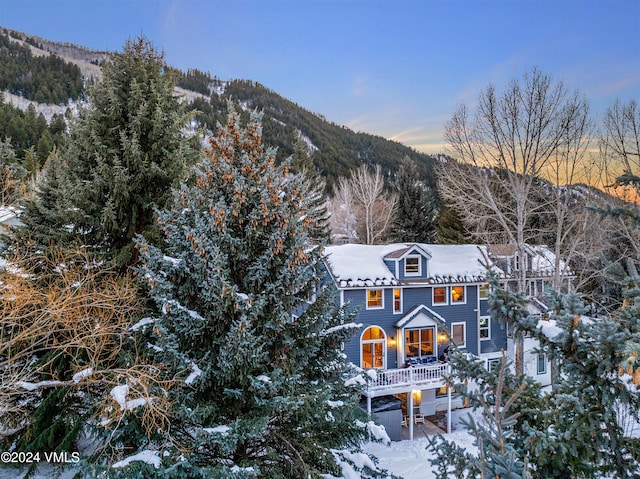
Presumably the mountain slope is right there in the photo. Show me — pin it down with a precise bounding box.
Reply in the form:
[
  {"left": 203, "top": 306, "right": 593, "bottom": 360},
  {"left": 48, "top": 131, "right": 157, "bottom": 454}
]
[{"left": 0, "top": 27, "right": 437, "bottom": 190}]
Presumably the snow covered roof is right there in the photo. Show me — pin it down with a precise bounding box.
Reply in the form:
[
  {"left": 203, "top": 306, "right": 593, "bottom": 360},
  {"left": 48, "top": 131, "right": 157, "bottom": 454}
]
[
  {"left": 528, "top": 245, "right": 570, "bottom": 275},
  {"left": 426, "top": 244, "right": 491, "bottom": 282},
  {"left": 322, "top": 243, "right": 491, "bottom": 288},
  {"left": 323, "top": 242, "right": 572, "bottom": 289},
  {"left": 488, "top": 243, "right": 572, "bottom": 276},
  {"left": 322, "top": 243, "right": 403, "bottom": 288}
]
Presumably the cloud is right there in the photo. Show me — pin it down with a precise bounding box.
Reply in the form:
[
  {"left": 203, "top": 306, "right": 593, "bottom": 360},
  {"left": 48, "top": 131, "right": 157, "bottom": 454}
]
[
  {"left": 588, "top": 71, "right": 640, "bottom": 97},
  {"left": 389, "top": 127, "right": 447, "bottom": 155},
  {"left": 352, "top": 75, "right": 369, "bottom": 97}
]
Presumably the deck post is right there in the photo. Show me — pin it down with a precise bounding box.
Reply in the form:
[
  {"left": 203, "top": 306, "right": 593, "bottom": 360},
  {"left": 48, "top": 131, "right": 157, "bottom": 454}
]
[
  {"left": 367, "top": 395, "right": 371, "bottom": 417},
  {"left": 408, "top": 391, "right": 414, "bottom": 440},
  {"left": 447, "top": 380, "right": 452, "bottom": 434}
]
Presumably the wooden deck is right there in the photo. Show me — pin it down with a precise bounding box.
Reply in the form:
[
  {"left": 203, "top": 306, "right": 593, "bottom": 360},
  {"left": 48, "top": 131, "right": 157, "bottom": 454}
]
[{"left": 366, "top": 363, "right": 448, "bottom": 397}]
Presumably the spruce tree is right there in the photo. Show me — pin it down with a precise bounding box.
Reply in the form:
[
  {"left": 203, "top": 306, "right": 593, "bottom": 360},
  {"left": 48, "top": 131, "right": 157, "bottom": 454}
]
[
  {"left": 8, "top": 150, "right": 72, "bottom": 252},
  {"left": 13, "top": 37, "right": 197, "bottom": 266},
  {"left": 429, "top": 272, "right": 640, "bottom": 478},
  {"left": 2, "top": 37, "right": 197, "bottom": 462},
  {"left": 0, "top": 138, "right": 27, "bottom": 205},
  {"left": 106, "top": 107, "right": 383, "bottom": 478},
  {"left": 435, "top": 204, "right": 470, "bottom": 244},
  {"left": 391, "top": 156, "right": 438, "bottom": 243}
]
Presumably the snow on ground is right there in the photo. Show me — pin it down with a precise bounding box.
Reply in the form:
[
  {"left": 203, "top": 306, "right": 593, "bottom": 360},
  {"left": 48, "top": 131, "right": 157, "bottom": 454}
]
[{"left": 363, "top": 409, "right": 478, "bottom": 479}]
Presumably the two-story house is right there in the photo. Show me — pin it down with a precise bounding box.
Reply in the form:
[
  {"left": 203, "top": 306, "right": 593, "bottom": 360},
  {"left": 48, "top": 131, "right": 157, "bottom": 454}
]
[{"left": 322, "top": 242, "right": 572, "bottom": 440}]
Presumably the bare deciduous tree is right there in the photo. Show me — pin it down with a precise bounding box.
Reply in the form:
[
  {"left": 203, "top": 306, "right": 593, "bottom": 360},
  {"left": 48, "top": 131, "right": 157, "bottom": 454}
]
[
  {"left": 328, "top": 164, "right": 398, "bottom": 244},
  {"left": 438, "top": 68, "right": 592, "bottom": 374},
  {"left": 600, "top": 99, "right": 640, "bottom": 186},
  {"left": 329, "top": 176, "right": 358, "bottom": 243},
  {"left": 349, "top": 164, "right": 397, "bottom": 244},
  {"left": 0, "top": 248, "right": 172, "bottom": 440}
]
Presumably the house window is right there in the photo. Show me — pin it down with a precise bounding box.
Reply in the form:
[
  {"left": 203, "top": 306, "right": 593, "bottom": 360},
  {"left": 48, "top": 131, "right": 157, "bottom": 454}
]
[
  {"left": 451, "top": 286, "right": 465, "bottom": 304},
  {"left": 479, "top": 316, "right": 490, "bottom": 340},
  {"left": 393, "top": 288, "right": 402, "bottom": 313},
  {"left": 487, "top": 358, "right": 502, "bottom": 372},
  {"left": 404, "top": 255, "right": 421, "bottom": 276},
  {"left": 366, "top": 289, "right": 384, "bottom": 309},
  {"left": 433, "top": 287, "right": 447, "bottom": 305},
  {"left": 537, "top": 353, "right": 547, "bottom": 375},
  {"left": 451, "top": 322, "right": 466, "bottom": 347},
  {"left": 479, "top": 283, "right": 489, "bottom": 300},
  {"left": 361, "top": 326, "right": 386, "bottom": 369},
  {"left": 405, "top": 327, "right": 434, "bottom": 358}
]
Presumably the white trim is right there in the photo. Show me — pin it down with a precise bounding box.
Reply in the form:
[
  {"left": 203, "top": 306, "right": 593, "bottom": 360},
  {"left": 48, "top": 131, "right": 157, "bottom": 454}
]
[
  {"left": 360, "top": 325, "right": 387, "bottom": 370},
  {"left": 394, "top": 305, "right": 446, "bottom": 329},
  {"left": 432, "top": 286, "right": 448, "bottom": 305},
  {"left": 393, "top": 288, "right": 403, "bottom": 314},
  {"left": 537, "top": 353, "right": 547, "bottom": 375},
  {"left": 487, "top": 357, "right": 502, "bottom": 372},
  {"left": 365, "top": 288, "right": 384, "bottom": 310},
  {"left": 479, "top": 283, "right": 490, "bottom": 300},
  {"left": 404, "top": 325, "right": 437, "bottom": 360},
  {"left": 338, "top": 281, "right": 489, "bottom": 291},
  {"left": 479, "top": 315, "right": 491, "bottom": 341},
  {"left": 451, "top": 322, "right": 466, "bottom": 348},
  {"left": 404, "top": 254, "right": 422, "bottom": 276}
]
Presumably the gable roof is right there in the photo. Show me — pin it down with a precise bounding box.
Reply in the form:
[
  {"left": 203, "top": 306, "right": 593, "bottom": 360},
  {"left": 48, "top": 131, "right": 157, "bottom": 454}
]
[
  {"left": 323, "top": 243, "right": 491, "bottom": 288},
  {"left": 394, "top": 304, "right": 446, "bottom": 329},
  {"left": 383, "top": 243, "right": 431, "bottom": 260}
]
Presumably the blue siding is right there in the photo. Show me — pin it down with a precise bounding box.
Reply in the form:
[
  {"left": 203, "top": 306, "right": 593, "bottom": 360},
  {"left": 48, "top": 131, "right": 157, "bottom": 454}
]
[
  {"left": 480, "top": 317, "right": 508, "bottom": 354},
  {"left": 336, "top": 284, "right": 511, "bottom": 368},
  {"left": 383, "top": 259, "right": 396, "bottom": 275}
]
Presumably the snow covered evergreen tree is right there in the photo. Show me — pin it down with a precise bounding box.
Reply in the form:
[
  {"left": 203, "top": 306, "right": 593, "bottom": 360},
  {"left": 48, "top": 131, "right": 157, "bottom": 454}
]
[
  {"left": 429, "top": 272, "right": 640, "bottom": 478},
  {"left": 391, "top": 156, "right": 438, "bottom": 243},
  {"left": 106, "top": 106, "right": 385, "bottom": 478},
  {"left": 12, "top": 37, "right": 197, "bottom": 266},
  {"left": 1, "top": 37, "right": 197, "bottom": 464},
  {"left": 8, "top": 150, "right": 72, "bottom": 253}
]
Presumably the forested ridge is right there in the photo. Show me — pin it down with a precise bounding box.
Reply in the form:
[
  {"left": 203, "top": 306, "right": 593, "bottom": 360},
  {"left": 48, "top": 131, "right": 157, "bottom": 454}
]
[
  {"left": 0, "top": 29, "right": 84, "bottom": 105},
  {"left": 0, "top": 27, "right": 437, "bottom": 193}
]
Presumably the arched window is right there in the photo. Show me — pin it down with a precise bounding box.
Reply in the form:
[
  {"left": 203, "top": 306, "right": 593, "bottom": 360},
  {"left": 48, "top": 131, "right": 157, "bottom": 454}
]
[{"left": 361, "top": 326, "right": 386, "bottom": 369}]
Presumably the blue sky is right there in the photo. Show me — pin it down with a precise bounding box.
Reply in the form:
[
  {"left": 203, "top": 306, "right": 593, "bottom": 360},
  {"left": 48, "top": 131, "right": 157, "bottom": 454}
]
[{"left": 1, "top": 0, "right": 638, "bottom": 154}]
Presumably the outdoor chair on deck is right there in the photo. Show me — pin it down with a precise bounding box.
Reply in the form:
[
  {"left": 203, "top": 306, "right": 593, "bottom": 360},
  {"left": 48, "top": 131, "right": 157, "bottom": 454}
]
[{"left": 407, "top": 356, "right": 437, "bottom": 367}]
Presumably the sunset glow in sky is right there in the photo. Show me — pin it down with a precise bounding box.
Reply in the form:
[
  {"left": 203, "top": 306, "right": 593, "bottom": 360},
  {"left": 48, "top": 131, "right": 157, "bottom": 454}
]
[{"left": 1, "top": 0, "right": 639, "bottom": 155}]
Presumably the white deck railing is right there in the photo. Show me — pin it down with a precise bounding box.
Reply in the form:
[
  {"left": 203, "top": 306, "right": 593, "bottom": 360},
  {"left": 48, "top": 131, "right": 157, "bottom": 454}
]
[{"left": 367, "top": 363, "right": 448, "bottom": 397}]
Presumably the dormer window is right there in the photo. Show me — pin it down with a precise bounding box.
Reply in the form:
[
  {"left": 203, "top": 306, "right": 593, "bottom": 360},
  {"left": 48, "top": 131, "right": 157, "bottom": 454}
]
[{"left": 404, "top": 255, "right": 421, "bottom": 276}]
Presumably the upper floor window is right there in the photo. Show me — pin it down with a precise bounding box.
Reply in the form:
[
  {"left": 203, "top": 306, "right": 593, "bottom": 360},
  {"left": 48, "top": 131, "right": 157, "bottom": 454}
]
[
  {"left": 404, "top": 255, "right": 421, "bottom": 276},
  {"left": 451, "top": 322, "right": 466, "bottom": 348},
  {"left": 405, "top": 327, "right": 434, "bottom": 358},
  {"left": 393, "top": 288, "right": 402, "bottom": 313},
  {"left": 537, "top": 353, "right": 547, "bottom": 375},
  {"left": 451, "top": 286, "right": 465, "bottom": 304},
  {"left": 433, "top": 287, "right": 447, "bottom": 305},
  {"left": 361, "top": 326, "right": 386, "bottom": 369},
  {"left": 479, "top": 283, "right": 490, "bottom": 300},
  {"left": 366, "top": 289, "right": 384, "bottom": 309},
  {"left": 479, "top": 316, "right": 490, "bottom": 340}
]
